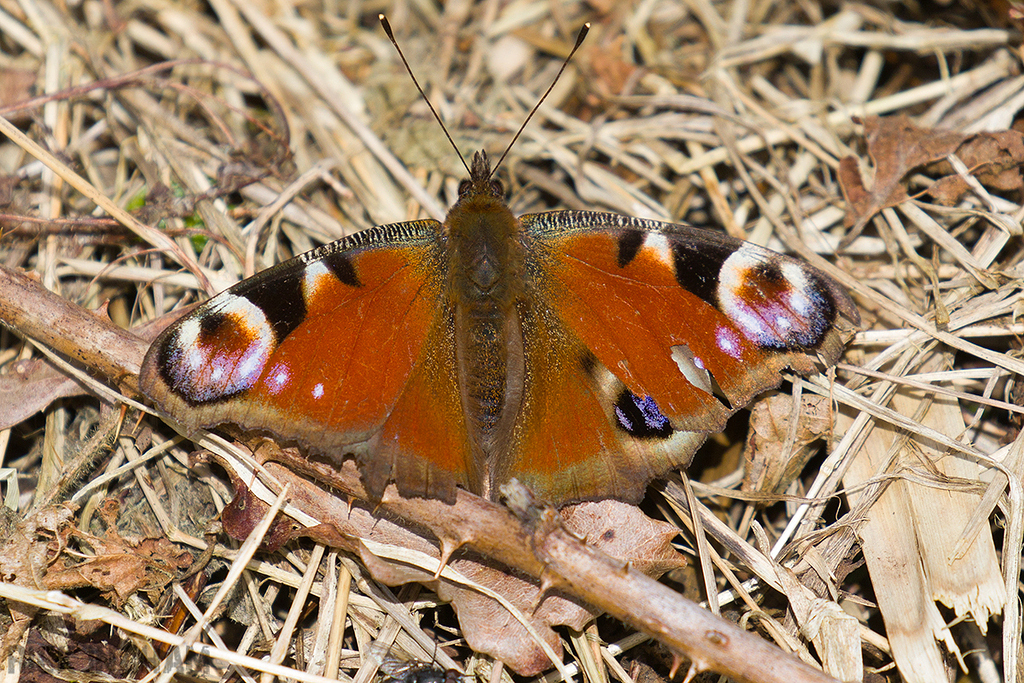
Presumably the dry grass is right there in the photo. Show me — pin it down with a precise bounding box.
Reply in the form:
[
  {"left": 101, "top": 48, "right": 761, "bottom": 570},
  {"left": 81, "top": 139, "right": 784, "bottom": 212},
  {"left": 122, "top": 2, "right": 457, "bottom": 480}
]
[{"left": 1, "top": 1, "right": 1022, "bottom": 682}]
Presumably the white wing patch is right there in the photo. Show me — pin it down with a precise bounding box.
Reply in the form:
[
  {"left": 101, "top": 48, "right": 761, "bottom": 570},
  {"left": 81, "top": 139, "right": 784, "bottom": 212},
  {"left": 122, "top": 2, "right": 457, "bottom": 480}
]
[
  {"left": 165, "top": 293, "right": 274, "bottom": 401},
  {"left": 643, "top": 233, "right": 674, "bottom": 267},
  {"left": 302, "top": 260, "right": 333, "bottom": 303},
  {"left": 716, "top": 244, "right": 825, "bottom": 348}
]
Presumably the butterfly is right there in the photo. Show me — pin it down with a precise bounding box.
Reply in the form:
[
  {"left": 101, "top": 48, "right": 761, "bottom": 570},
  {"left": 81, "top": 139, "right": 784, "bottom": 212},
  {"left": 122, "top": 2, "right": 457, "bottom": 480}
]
[{"left": 139, "top": 142, "right": 858, "bottom": 506}]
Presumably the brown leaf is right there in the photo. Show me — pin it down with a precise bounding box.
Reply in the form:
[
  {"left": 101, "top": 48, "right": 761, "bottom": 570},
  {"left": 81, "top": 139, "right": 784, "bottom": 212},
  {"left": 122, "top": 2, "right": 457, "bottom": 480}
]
[
  {"left": 926, "top": 129, "right": 1024, "bottom": 204},
  {"left": 843, "top": 116, "right": 1024, "bottom": 232},
  {"left": 953, "top": 129, "right": 1024, "bottom": 188},
  {"left": 0, "top": 358, "right": 91, "bottom": 430},
  {"left": 218, "top": 472, "right": 562, "bottom": 673},
  {"left": 0, "top": 504, "right": 77, "bottom": 588},
  {"left": 837, "top": 155, "right": 870, "bottom": 220},
  {"left": 742, "top": 394, "right": 835, "bottom": 497},
  {"left": 561, "top": 502, "right": 687, "bottom": 579},
  {"left": 0, "top": 504, "right": 77, "bottom": 662},
  {"left": 925, "top": 174, "right": 971, "bottom": 205},
  {"left": 21, "top": 620, "right": 129, "bottom": 683},
  {"left": 584, "top": 36, "right": 638, "bottom": 97},
  {"left": 433, "top": 501, "right": 685, "bottom": 674},
  {"left": 840, "top": 115, "right": 966, "bottom": 230},
  {"left": 0, "top": 174, "right": 18, "bottom": 207},
  {"left": 0, "top": 68, "right": 36, "bottom": 122},
  {"left": 221, "top": 469, "right": 305, "bottom": 552},
  {"left": 44, "top": 532, "right": 192, "bottom": 604},
  {"left": 36, "top": 501, "right": 192, "bottom": 605}
]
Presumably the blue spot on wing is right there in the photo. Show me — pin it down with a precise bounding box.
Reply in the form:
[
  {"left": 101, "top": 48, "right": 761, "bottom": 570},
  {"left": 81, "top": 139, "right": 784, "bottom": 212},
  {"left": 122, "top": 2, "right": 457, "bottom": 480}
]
[{"left": 614, "top": 392, "right": 673, "bottom": 439}]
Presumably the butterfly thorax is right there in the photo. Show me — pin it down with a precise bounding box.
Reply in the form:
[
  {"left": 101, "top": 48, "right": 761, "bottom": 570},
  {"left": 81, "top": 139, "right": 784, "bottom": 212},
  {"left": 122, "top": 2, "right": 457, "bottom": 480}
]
[{"left": 443, "top": 152, "right": 527, "bottom": 491}]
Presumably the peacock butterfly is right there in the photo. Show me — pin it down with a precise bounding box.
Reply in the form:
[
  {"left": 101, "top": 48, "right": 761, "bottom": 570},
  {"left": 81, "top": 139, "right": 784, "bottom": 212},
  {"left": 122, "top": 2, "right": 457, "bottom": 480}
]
[{"left": 139, "top": 23, "right": 859, "bottom": 506}]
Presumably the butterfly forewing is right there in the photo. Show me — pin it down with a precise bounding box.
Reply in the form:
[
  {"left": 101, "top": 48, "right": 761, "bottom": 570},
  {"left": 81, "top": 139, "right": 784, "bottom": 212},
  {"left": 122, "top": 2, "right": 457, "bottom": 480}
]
[{"left": 522, "top": 211, "right": 857, "bottom": 401}]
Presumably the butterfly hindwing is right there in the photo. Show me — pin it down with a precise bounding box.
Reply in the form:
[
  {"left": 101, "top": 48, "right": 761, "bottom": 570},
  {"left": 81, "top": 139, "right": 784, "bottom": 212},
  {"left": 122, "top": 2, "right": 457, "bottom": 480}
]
[
  {"left": 139, "top": 220, "right": 473, "bottom": 502},
  {"left": 497, "top": 302, "right": 709, "bottom": 503}
]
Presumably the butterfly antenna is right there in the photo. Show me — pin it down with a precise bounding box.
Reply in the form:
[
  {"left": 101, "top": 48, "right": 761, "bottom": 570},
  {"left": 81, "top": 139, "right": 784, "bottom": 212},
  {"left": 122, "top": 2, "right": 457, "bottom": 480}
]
[
  {"left": 379, "top": 14, "right": 472, "bottom": 178},
  {"left": 491, "top": 22, "right": 590, "bottom": 178}
]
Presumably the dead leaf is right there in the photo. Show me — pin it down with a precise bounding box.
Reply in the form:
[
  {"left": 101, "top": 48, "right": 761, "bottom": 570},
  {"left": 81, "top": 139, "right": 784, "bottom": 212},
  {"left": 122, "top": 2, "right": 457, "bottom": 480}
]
[
  {"left": 20, "top": 617, "right": 130, "bottom": 683},
  {"left": 0, "top": 174, "right": 18, "bottom": 207},
  {"left": 45, "top": 534, "right": 192, "bottom": 604},
  {"left": 221, "top": 469, "right": 305, "bottom": 552},
  {"left": 0, "top": 69, "right": 36, "bottom": 121},
  {"left": 0, "top": 358, "right": 91, "bottom": 430},
  {"left": 927, "top": 129, "right": 1024, "bottom": 204},
  {"left": 839, "top": 115, "right": 966, "bottom": 233},
  {"left": 742, "top": 394, "right": 835, "bottom": 497},
  {"left": 949, "top": 129, "right": 1024, "bottom": 189},
  {"left": 432, "top": 501, "right": 685, "bottom": 674},
  {"left": 584, "top": 36, "right": 638, "bottom": 97},
  {"left": 841, "top": 115, "right": 1024, "bottom": 238},
  {"left": 0, "top": 504, "right": 77, "bottom": 661},
  {"left": 7, "top": 499, "right": 194, "bottom": 605},
  {"left": 0, "top": 504, "right": 77, "bottom": 588},
  {"left": 837, "top": 156, "right": 869, "bottom": 221}
]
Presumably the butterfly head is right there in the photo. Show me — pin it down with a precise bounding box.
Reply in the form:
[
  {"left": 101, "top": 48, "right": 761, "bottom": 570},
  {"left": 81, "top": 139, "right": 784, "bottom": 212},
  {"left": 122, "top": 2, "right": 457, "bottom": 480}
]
[{"left": 457, "top": 151, "right": 504, "bottom": 202}]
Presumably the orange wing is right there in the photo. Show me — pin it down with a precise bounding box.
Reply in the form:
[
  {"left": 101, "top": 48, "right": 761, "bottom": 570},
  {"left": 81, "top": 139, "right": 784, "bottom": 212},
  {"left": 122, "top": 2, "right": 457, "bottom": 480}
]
[
  {"left": 502, "top": 211, "right": 858, "bottom": 503},
  {"left": 139, "top": 220, "right": 472, "bottom": 502}
]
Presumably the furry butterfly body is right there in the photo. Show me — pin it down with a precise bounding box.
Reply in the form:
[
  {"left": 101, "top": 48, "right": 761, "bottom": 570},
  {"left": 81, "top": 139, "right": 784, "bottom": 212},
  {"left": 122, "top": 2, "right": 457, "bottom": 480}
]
[{"left": 140, "top": 151, "right": 858, "bottom": 505}]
